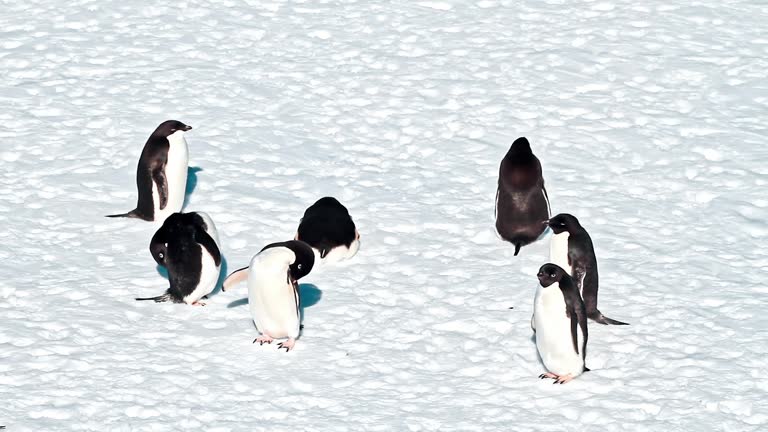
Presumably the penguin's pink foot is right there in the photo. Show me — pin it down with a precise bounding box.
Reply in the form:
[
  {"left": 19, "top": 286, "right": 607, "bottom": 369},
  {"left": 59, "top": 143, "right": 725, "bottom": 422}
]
[
  {"left": 554, "top": 374, "right": 574, "bottom": 384},
  {"left": 277, "top": 338, "right": 296, "bottom": 352},
  {"left": 253, "top": 335, "right": 274, "bottom": 345},
  {"left": 191, "top": 301, "right": 206, "bottom": 306},
  {"left": 538, "top": 372, "right": 558, "bottom": 380}
]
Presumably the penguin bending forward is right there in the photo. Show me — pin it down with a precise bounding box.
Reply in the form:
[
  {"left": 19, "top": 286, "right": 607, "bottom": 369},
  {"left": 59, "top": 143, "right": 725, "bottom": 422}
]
[
  {"left": 495, "top": 137, "right": 550, "bottom": 256},
  {"left": 223, "top": 240, "right": 315, "bottom": 351},
  {"left": 295, "top": 197, "right": 360, "bottom": 263},
  {"left": 107, "top": 120, "right": 192, "bottom": 222},
  {"left": 545, "top": 213, "right": 628, "bottom": 325},
  {"left": 136, "top": 211, "right": 221, "bottom": 306},
  {"left": 533, "top": 263, "right": 589, "bottom": 384}
]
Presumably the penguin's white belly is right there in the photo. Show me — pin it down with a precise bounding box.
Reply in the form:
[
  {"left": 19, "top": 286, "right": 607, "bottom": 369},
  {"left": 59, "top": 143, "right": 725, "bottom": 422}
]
[
  {"left": 549, "top": 232, "right": 572, "bottom": 275},
  {"left": 247, "top": 254, "right": 299, "bottom": 339},
  {"left": 183, "top": 247, "right": 220, "bottom": 304},
  {"left": 321, "top": 237, "right": 361, "bottom": 264},
  {"left": 533, "top": 287, "right": 585, "bottom": 377},
  {"left": 153, "top": 132, "right": 188, "bottom": 222}
]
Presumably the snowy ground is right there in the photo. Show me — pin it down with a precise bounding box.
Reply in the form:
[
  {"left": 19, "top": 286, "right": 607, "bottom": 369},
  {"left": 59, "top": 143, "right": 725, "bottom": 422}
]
[{"left": 2, "top": 0, "right": 768, "bottom": 430}]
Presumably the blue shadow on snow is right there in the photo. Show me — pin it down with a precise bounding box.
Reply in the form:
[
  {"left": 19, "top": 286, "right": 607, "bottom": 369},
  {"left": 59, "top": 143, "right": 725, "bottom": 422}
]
[{"left": 183, "top": 166, "right": 203, "bottom": 209}]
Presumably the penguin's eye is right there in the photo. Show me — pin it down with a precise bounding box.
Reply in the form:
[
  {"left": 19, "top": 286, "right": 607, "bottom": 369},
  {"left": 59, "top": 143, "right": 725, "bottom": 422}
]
[
  {"left": 297, "top": 264, "right": 302, "bottom": 270},
  {"left": 158, "top": 252, "right": 164, "bottom": 259},
  {"left": 550, "top": 273, "right": 556, "bottom": 278}
]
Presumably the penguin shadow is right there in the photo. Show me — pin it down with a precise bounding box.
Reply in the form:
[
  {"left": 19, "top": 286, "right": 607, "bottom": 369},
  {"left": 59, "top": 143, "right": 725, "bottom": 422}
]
[
  {"left": 209, "top": 255, "right": 229, "bottom": 298},
  {"left": 183, "top": 166, "right": 203, "bottom": 209},
  {"left": 226, "top": 283, "right": 323, "bottom": 327},
  {"left": 155, "top": 264, "right": 169, "bottom": 280}
]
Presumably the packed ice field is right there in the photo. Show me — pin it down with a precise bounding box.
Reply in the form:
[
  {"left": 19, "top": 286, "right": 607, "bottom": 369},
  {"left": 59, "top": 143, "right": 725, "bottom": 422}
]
[{"left": 2, "top": 0, "right": 767, "bottom": 431}]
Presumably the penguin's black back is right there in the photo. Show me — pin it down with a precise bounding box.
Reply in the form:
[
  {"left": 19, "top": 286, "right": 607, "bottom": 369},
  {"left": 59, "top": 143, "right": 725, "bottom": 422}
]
[
  {"left": 297, "top": 197, "right": 357, "bottom": 258},
  {"left": 495, "top": 137, "right": 550, "bottom": 255},
  {"left": 149, "top": 212, "right": 221, "bottom": 302}
]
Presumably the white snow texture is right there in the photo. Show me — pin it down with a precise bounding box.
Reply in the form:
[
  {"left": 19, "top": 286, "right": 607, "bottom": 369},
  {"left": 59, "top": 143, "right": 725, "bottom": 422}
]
[{"left": 1, "top": 0, "right": 767, "bottom": 431}]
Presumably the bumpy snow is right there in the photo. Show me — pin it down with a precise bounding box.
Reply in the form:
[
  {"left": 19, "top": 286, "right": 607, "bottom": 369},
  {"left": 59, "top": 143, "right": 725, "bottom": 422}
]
[{"left": 2, "top": 0, "right": 767, "bottom": 430}]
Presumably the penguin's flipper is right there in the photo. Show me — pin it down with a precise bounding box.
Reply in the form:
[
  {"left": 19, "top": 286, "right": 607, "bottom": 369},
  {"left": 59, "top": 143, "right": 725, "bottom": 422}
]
[
  {"left": 561, "top": 282, "right": 588, "bottom": 359},
  {"left": 568, "top": 307, "right": 579, "bottom": 355},
  {"left": 194, "top": 227, "right": 222, "bottom": 266},
  {"left": 513, "top": 243, "right": 521, "bottom": 256},
  {"left": 151, "top": 166, "right": 168, "bottom": 209},
  {"left": 135, "top": 292, "right": 172, "bottom": 302},
  {"left": 222, "top": 266, "right": 249, "bottom": 292}
]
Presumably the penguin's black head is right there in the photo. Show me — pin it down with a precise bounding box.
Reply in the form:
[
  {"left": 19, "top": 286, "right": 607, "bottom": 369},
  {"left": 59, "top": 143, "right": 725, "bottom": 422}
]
[
  {"left": 261, "top": 240, "right": 315, "bottom": 283},
  {"left": 537, "top": 263, "right": 565, "bottom": 288},
  {"left": 545, "top": 213, "right": 581, "bottom": 234},
  {"left": 150, "top": 240, "right": 169, "bottom": 266},
  {"left": 287, "top": 240, "right": 315, "bottom": 282},
  {"left": 511, "top": 137, "right": 531, "bottom": 151},
  {"left": 505, "top": 137, "right": 533, "bottom": 158},
  {"left": 153, "top": 120, "right": 193, "bottom": 137}
]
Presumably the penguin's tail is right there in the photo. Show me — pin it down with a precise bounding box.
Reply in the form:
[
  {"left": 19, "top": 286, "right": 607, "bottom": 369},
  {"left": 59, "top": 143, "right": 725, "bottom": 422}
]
[
  {"left": 222, "top": 266, "right": 249, "bottom": 292},
  {"left": 588, "top": 310, "right": 629, "bottom": 326},
  {"left": 135, "top": 293, "right": 172, "bottom": 303},
  {"left": 106, "top": 209, "right": 144, "bottom": 219},
  {"left": 513, "top": 243, "right": 521, "bottom": 256}
]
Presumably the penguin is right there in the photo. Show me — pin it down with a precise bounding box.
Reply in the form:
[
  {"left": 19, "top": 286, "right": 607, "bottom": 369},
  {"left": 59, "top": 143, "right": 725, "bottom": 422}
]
[
  {"left": 495, "top": 137, "right": 550, "bottom": 256},
  {"left": 545, "top": 213, "right": 628, "bottom": 325},
  {"left": 136, "top": 211, "right": 221, "bottom": 306},
  {"left": 224, "top": 240, "right": 314, "bottom": 351},
  {"left": 107, "top": 120, "right": 192, "bottom": 222},
  {"left": 533, "top": 263, "right": 588, "bottom": 384},
  {"left": 295, "top": 197, "right": 360, "bottom": 263},
  {"left": 220, "top": 198, "right": 358, "bottom": 291}
]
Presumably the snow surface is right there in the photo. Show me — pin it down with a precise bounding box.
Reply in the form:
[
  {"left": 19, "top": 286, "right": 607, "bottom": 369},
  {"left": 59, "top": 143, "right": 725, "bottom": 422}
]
[{"left": 2, "top": 0, "right": 768, "bottom": 430}]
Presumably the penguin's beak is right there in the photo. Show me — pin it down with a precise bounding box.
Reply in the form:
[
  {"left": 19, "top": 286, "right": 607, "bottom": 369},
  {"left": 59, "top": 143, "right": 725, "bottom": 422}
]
[
  {"left": 541, "top": 220, "right": 551, "bottom": 226},
  {"left": 184, "top": 125, "right": 193, "bottom": 131}
]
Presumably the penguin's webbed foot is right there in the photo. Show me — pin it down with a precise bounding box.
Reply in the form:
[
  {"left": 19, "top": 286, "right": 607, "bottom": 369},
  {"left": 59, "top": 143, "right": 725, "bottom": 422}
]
[
  {"left": 253, "top": 335, "right": 274, "bottom": 345},
  {"left": 277, "top": 338, "right": 296, "bottom": 352},
  {"left": 554, "top": 374, "right": 574, "bottom": 384},
  {"left": 191, "top": 301, "right": 206, "bottom": 306},
  {"left": 539, "top": 372, "right": 558, "bottom": 380}
]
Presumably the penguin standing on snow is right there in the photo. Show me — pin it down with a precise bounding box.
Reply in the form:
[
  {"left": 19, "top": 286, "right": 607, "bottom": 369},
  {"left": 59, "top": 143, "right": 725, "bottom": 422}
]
[
  {"left": 136, "top": 211, "right": 221, "bottom": 306},
  {"left": 533, "top": 263, "right": 589, "bottom": 384},
  {"left": 107, "top": 120, "right": 192, "bottom": 222},
  {"left": 295, "top": 197, "right": 360, "bottom": 263},
  {"left": 545, "top": 213, "right": 628, "bottom": 325},
  {"left": 495, "top": 137, "right": 550, "bottom": 256},
  {"left": 220, "top": 197, "right": 358, "bottom": 291},
  {"left": 223, "top": 240, "right": 315, "bottom": 352}
]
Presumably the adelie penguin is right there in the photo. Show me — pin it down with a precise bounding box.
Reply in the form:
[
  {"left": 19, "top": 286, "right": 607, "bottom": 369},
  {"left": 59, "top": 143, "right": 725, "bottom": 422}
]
[
  {"left": 295, "top": 197, "right": 360, "bottom": 263},
  {"left": 495, "top": 137, "right": 550, "bottom": 256},
  {"left": 220, "top": 197, "right": 359, "bottom": 289},
  {"left": 136, "top": 211, "right": 221, "bottom": 306},
  {"left": 107, "top": 120, "right": 192, "bottom": 222},
  {"left": 222, "top": 240, "right": 314, "bottom": 352},
  {"left": 545, "top": 213, "right": 629, "bottom": 325},
  {"left": 533, "top": 263, "right": 589, "bottom": 384}
]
